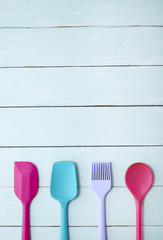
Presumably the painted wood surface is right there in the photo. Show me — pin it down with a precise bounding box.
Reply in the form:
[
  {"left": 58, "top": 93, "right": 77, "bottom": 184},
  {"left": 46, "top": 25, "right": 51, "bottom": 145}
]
[
  {"left": 0, "top": 147, "right": 162, "bottom": 187},
  {"left": 0, "top": 0, "right": 163, "bottom": 27},
  {"left": 0, "top": 107, "right": 162, "bottom": 146},
  {"left": 0, "top": 0, "right": 163, "bottom": 239},
  {"left": 0, "top": 28, "right": 163, "bottom": 67},
  {"left": 0, "top": 227, "right": 162, "bottom": 240},
  {"left": 0, "top": 67, "right": 163, "bottom": 106},
  {"left": 0, "top": 187, "right": 162, "bottom": 226}
]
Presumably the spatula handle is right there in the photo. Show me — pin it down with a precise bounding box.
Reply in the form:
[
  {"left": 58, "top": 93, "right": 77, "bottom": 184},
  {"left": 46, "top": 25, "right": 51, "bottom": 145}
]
[
  {"left": 99, "top": 197, "right": 106, "bottom": 240},
  {"left": 136, "top": 201, "right": 141, "bottom": 240},
  {"left": 22, "top": 204, "right": 30, "bottom": 240},
  {"left": 60, "top": 202, "right": 68, "bottom": 240}
]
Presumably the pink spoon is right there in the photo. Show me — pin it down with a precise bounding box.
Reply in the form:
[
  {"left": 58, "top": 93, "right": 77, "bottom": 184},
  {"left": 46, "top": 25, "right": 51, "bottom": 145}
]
[{"left": 125, "top": 163, "right": 153, "bottom": 240}]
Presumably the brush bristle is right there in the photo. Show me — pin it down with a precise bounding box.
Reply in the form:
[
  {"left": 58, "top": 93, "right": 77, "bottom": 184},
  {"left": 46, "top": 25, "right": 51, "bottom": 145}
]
[{"left": 91, "top": 162, "right": 111, "bottom": 180}]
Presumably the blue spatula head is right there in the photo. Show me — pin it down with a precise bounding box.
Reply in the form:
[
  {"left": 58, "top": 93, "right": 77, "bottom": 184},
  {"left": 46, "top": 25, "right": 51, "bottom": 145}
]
[{"left": 50, "top": 161, "right": 77, "bottom": 203}]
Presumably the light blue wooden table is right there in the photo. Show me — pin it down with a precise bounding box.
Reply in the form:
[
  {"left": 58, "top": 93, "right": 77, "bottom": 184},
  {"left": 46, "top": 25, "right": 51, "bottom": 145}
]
[{"left": 0, "top": 0, "right": 163, "bottom": 239}]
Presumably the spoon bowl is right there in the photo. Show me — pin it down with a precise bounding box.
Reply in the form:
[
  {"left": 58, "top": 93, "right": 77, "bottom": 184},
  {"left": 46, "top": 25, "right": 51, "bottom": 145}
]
[{"left": 125, "top": 162, "right": 153, "bottom": 202}]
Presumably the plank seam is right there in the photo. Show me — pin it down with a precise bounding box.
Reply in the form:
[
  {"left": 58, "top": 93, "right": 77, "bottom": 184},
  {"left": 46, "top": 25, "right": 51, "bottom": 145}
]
[
  {"left": 0, "top": 225, "right": 162, "bottom": 228},
  {"left": 0, "top": 65, "right": 163, "bottom": 69},
  {"left": 0, "top": 145, "right": 163, "bottom": 148},
  {"left": 0, "top": 25, "right": 163, "bottom": 29},
  {"left": 0, "top": 186, "right": 162, "bottom": 188},
  {"left": 0, "top": 105, "right": 162, "bottom": 108}
]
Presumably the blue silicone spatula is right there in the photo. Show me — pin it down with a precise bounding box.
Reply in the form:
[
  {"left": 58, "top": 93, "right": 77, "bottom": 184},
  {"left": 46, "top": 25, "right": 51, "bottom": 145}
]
[{"left": 50, "top": 161, "right": 77, "bottom": 240}]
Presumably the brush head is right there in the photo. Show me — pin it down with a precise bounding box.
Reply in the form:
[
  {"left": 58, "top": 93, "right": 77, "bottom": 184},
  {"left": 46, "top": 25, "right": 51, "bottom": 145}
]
[{"left": 91, "top": 162, "right": 112, "bottom": 198}]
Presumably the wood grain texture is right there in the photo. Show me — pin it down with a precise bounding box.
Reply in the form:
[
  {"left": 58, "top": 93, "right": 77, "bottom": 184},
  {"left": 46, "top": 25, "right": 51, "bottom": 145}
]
[
  {"left": 0, "top": 67, "right": 163, "bottom": 106},
  {"left": 0, "top": 28, "right": 163, "bottom": 67},
  {"left": 0, "top": 187, "right": 162, "bottom": 226},
  {"left": 0, "top": 147, "right": 162, "bottom": 187},
  {"left": 0, "top": 107, "right": 162, "bottom": 146},
  {"left": 0, "top": 0, "right": 163, "bottom": 27},
  {"left": 0, "top": 226, "right": 163, "bottom": 240}
]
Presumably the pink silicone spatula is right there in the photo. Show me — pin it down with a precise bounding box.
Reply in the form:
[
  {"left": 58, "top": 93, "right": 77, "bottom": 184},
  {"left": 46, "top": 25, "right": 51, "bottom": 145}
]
[
  {"left": 125, "top": 163, "right": 153, "bottom": 240},
  {"left": 14, "top": 162, "right": 39, "bottom": 240}
]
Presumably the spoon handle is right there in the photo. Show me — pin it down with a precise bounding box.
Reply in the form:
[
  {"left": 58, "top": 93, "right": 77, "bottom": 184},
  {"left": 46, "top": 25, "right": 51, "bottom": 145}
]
[
  {"left": 136, "top": 201, "right": 141, "bottom": 240},
  {"left": 60, "top": 202, "right": 68, "bottom": 240},
  {"left": 22, "top": 203, "right": 30, "bottom": 240}
]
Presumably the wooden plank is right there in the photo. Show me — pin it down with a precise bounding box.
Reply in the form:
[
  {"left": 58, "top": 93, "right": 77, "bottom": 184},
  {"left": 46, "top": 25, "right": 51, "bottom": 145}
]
[
  {"left": 0, "top": 0, "right": 163, "bottom": 27},
  {"left": 0, "top": 28, "right": 163, "bottom": 67},
  {"left": 0, "top": 226, "right": 163, "bottom": 240},
  {"left": 0, "top": 107, "right": 162, "bottom": 146},
  {"left": 0, "top": 187, "right": 162, "bottom": 226},
  {"left": 0, "top": 226, "right": 162, "bottom": 240},
  {"left": 0, "top": 147, "right": 162, "bottom": 187},
  {"left": 0, "top": 67, "right": 163, "bottom": 106}
]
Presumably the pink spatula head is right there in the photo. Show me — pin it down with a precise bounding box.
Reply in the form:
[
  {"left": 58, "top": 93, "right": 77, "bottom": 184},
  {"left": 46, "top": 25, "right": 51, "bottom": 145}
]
[
  {"left": 14, "top": 162, "right": 39, "bottom": 240},
  {"left": 14, "top": 162, "right": 38, "bottom": 204},
  {"left": 125, "top": 163, "right": 153, "bottom": 240}
]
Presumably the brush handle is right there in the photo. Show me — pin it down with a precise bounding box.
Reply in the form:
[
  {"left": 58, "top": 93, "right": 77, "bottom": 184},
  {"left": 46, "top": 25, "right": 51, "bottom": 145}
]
[
  {"left": 22, "top": 204, "right": 30, "bottom": 240},
  {"left": 99, "top": 197, "right": 106, "bottom": 240},
  {"left": 136, "top": 201, "right": 141, "bottom": 240},
  {"left": 60, "top": 202, "right": 68, "bottom": 240}
]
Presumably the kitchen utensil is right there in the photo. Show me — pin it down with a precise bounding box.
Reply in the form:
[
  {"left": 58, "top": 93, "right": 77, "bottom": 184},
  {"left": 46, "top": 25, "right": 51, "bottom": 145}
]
[
  {"left": 125, "top": 162, "right": 153, "bottom": 240},
  {"left": 91, "top": 162, "right": 112, "bottom": 240},
  {"left": 14, "top": 162, "right": 39, "bottom": 240},
  {"left": 50, "top": 161, "right": 77, "bottom": 240}
]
